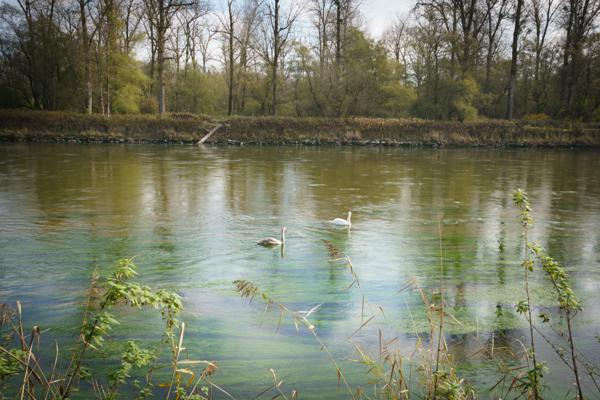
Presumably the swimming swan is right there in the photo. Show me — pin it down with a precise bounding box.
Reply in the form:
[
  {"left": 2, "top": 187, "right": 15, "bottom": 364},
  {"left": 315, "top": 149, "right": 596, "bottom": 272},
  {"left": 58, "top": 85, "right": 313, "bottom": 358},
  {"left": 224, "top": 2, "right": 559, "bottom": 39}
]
[
  {"left": 257, "top": 227, "right": 286, "bottom": 246},
  {"left": 330, "top": 211, "right": 352, "bottom": 226}
]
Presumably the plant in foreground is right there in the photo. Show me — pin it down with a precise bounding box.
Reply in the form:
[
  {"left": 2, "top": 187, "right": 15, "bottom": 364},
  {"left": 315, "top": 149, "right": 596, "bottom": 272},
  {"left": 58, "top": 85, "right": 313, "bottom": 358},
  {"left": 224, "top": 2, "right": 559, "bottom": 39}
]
[
  {"left": 0, "top": 258, "right": 218, "bottom": 400},
  {"left": 513, "top": 188, "right": 542, "bottom": 399},
  {"left": 529, "top": 243, "right": 585, "bottom": 399}
]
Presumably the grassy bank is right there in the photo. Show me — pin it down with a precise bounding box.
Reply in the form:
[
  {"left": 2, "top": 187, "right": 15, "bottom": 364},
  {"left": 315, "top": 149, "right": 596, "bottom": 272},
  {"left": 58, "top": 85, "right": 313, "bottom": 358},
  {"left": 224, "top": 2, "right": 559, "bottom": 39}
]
[{"left": 1, "top": 109, "right": 600, "bottom": 146}]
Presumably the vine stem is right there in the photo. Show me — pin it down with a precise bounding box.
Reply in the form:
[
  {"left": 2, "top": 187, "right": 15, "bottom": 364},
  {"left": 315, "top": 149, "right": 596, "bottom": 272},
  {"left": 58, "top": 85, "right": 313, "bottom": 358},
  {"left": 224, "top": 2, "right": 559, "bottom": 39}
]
[
  {"left": 432, "top": 214, "right": 444, "bottom": 400},
  {"left": 566, "top": 311, "right": 584, "bottom": 399},
  {"left": 524, "top": 228, "right": 539, "bottom": 400}
]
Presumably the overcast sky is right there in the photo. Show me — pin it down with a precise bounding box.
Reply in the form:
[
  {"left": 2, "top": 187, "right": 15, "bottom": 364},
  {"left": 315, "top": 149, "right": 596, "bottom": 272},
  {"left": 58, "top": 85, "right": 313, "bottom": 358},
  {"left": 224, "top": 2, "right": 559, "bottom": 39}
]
[{"left": 361, "top": 0, "right": 413, "bottom": 36}]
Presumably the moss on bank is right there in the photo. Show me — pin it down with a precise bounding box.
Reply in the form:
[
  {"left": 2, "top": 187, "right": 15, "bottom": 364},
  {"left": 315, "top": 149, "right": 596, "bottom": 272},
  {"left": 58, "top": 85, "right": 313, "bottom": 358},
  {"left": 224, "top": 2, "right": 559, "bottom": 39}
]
[{"left": 1, "top": 110, "right": 599, "bottom": 146}]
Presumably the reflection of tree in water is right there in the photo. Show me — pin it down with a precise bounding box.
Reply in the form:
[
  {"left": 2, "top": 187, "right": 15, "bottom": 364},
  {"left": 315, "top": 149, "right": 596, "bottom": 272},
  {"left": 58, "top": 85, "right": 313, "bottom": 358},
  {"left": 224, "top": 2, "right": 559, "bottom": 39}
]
[{"left": 3, "top": 145, "right": 600, "bottom": 398}]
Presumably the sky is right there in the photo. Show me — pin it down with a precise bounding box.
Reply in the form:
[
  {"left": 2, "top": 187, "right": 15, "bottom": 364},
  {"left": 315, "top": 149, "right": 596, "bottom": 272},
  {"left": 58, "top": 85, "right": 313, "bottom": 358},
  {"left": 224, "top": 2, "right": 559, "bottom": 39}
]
[
  {"left": 2, "top": 0, "right": 414, "bottom": 38},
  {"left": 195, "top": 0, "right": 416, "bottom": 68},
  {"left": 207, "top": 0, "right": 415, "bottom": 39},
  {"left": 361, "top": 0, "right": 413, "bottom": 37}
]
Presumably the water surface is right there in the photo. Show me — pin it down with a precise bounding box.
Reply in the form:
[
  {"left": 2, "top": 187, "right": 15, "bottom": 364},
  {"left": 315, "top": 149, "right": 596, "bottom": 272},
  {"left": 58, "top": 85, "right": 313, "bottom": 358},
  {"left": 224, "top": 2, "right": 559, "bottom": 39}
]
[{"left": 1, "top": 144, "right": 599, "bottom": 398}]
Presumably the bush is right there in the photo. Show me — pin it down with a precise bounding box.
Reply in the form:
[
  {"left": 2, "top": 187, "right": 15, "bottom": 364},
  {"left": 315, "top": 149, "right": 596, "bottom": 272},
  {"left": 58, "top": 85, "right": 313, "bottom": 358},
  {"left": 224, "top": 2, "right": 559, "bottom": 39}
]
[
  {"left": 139, "top": 96, "right": 158, "bottom": 114},
  {"left": 523, "top": 113, "right": 552, "bottom": 121},
  {"left": 412, "top": 77, "right": 479, "bottom": 121}
]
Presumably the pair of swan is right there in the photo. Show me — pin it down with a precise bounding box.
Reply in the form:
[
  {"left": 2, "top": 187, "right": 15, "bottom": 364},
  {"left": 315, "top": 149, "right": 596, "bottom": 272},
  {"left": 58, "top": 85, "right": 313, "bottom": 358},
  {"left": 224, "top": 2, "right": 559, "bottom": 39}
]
[{"left": 256, "top": 212, "right": 351, "bottom": 247}]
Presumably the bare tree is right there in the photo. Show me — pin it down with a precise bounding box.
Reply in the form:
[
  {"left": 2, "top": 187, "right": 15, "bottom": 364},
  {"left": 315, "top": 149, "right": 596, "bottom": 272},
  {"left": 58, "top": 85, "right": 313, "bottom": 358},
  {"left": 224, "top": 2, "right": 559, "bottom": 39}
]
[
  {"left": 144, "top": 0, "right": 202, "bottom": 114},
  {"left": 197, "top": 25, "right": 217, "bottom": 72},
  {"left": 94, "top": 0, "right": 119, "bottom": 115},
  {"left": 234, "top": 0, "right": 260, "bottom": 111},
  {"left": 177, "top": 4, "right": 206, "bottom": 69},
  {"left": 79, "top": 0, "right": 92, "bottom": 113},
  {"left": 416, "top": 0, "right": 490, "bottom": 75},
  {"left": 506, "top": 0, "right": 524, "bottom": 119},
  {"left": 121, "top": 0, "right": 143, "bottom": 53},
  {"left": 255, "top": 0, "right": 301, "bottom": 115},
  {"left": 383, "top": 14, "right": 410, "bottom": 83},
  {"left": 526, "top": 0, "right": 558, "bottom": 112},
  {"left": 310, "top": 0, "right": 334, "bottom": 69},
  {"left": 413, "top": 7, "right": 444, "bottom": 117},
  {"left": 217, "top": 0, "right": 237, "bottom": 115},
  {"left": 560, "top": 0, "right": 600, "bottom": 115},
  {"left": 78, "top": 0, "right": 115, "bottom": 113},
  {"left": 483, "top": 0, "right": 509, "bottom": 91}
]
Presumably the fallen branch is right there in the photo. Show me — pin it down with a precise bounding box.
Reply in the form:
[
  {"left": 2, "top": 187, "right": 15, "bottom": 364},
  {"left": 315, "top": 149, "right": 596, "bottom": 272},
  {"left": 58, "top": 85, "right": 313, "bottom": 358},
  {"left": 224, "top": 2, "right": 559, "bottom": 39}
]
[{"left": 197, "top": 124, "right": 223, "bottom": 145}]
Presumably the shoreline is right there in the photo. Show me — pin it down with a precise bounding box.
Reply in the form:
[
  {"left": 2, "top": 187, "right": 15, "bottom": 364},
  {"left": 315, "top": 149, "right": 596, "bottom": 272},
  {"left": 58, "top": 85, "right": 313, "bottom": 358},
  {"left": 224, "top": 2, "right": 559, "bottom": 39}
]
[{"left": 2, "top": 110, "right": 600, "bottom": 147}]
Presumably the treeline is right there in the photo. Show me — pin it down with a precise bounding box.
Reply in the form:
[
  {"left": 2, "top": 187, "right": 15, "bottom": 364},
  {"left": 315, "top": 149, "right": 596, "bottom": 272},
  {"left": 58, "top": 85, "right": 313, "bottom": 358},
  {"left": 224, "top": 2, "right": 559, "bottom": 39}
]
[{"left": 1, "top": 0, "right": 599, "bottom": 121}]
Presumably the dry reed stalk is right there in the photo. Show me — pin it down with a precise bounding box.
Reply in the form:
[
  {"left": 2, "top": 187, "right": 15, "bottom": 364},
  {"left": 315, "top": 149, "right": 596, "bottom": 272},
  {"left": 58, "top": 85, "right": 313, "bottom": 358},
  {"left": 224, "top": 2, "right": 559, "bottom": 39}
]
[{"left": 432, "top": 214, "right": 445, "bottom": 400}]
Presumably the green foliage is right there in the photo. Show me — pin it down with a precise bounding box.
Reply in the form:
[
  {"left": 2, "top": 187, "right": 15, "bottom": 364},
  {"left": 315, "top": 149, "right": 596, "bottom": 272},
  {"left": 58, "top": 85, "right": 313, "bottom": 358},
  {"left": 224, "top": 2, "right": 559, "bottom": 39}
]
[
  {"left": 513, "top": 189, "right": 533, "bottom": 227},
  {"left": 379, "top": 82, "right": 417, "bottom": 118},
  {"left": 109, "top": 341, "right": 155, "bottom": 387},
  {"left": 168, "top": 69, "right": 228, "bottom": 115},
  {"left": 435, "top": 369, "right": 474, "bottom": 400},
  {"left": 1, "top": 0, "right": 600, "bottom": 121},
  {"left": 413, "top": 78, "right": 480, "bottom": 121},
  {"left": 511, "top": 188, "right": 586, "bottom": 400},
  {"left": 111, "top": 56, "right": 149, "bottom": 114},
  {"left": 523, "top": 113, "right": 552, "bottom": 121},
  {"left": 447, "top": 78, "right": 479, "bottom": 121},
  {"left": 512, "top": 188, "right": 541, "bottom": 399},
  {"left": 515, "top": 363, "right": 548, "bottom": 398},
  {"left": 0, "top": 6, "right": 81, "bottom": 110},
  {"left": 516, "top": 299, "right": 529, "bottom": 315},
  {"left": 0, "top": 349, "right": 25, "bottom": 379},
  {"left": 0, "top": 258, "right": 200, "bottom": 399},
  {"left": 90, "top": 258, "right": 183, "bottom": 349},
  {"left": 86, "top": 311, "right": 119, "bottom": 349},
  {"left": 139, "top": 96, "right": 158, "bottom": 114},
  {"left": 528, "top": 244, "right": 582, "bottom": 312}
]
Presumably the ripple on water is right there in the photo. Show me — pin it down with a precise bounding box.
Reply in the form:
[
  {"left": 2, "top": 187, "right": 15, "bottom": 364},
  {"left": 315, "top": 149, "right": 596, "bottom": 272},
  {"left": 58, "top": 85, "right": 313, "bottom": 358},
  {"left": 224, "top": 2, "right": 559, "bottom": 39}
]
[{"left": 1, "top": 144, "right": 599, "bottom": 398}]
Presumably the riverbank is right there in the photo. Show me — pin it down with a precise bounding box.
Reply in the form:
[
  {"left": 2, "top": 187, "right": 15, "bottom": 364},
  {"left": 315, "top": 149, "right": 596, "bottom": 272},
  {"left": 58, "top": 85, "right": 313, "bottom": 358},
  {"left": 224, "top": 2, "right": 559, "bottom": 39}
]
[{"left": 1, "top": 110, "right": 599, "bottom": 146}]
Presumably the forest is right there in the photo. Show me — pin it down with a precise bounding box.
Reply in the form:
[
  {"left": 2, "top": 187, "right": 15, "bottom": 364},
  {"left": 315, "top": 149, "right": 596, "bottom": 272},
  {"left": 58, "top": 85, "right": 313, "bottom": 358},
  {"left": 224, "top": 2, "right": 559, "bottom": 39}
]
[{"left": 1, "top": 0, "right": 600, "bottom": 121}]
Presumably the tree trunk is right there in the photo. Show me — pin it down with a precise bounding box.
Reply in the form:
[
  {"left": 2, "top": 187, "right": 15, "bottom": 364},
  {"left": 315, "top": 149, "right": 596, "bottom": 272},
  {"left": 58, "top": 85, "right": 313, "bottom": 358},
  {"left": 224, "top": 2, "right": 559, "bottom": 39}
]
[
  {"left": 335, "top": 0, "right": 341, "bottom": 65},
  {"left": 227, "top": 0, "right": 234, "bottom": 115},
  {"left": 560, "top": 0, "right": 574, "bottom": 108},
  {"left": 157, "top": 2, "right": 166, "bottom": 115},
  {"left": 506, "top": 0, "right": 523, "bottom": 120},
  {"left": 79, "top": 0, "right": 92, "bottom": 114},
  {"left": 271, "top": 0, "right": 279, "bottom": 116}
]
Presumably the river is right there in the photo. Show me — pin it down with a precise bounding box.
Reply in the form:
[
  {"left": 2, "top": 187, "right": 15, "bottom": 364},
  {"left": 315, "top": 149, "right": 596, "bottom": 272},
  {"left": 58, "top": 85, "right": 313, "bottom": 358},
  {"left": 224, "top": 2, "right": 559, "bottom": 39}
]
[{"left": 1, "top": 144, "right": 599, "bottom": 398}]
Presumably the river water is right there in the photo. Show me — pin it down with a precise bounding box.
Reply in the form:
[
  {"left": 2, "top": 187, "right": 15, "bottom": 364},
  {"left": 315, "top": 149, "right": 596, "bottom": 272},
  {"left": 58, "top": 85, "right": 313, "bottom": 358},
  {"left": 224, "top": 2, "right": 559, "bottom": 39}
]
[{"left": 1, "top": 143, "right": 599, "bottom": 398}]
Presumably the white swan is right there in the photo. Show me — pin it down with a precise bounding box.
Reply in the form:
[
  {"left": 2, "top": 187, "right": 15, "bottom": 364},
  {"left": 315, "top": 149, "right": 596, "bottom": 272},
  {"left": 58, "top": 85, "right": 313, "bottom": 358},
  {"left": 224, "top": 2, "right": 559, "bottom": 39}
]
[
  {"left": 257, "top": 227, "right": 286, "bottom": 247},
  {"left": 330, "top": 211, "right": 352, "bottom": 226}
]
